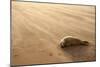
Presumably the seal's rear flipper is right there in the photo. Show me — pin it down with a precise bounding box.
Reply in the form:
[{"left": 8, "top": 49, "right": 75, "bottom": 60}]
[{"left": 82, "top": 41, "right": 89, "bottom": 46}]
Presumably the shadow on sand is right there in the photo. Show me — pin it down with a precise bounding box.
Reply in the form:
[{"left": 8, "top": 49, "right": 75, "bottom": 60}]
[{"left": 61, "top": 44, "right": 96, "bottom": 62}]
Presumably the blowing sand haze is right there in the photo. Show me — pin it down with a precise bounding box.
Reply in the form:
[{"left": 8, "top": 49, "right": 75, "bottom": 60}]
[{"left": 11, "top": 1, "right": 96, "bottom": 66}]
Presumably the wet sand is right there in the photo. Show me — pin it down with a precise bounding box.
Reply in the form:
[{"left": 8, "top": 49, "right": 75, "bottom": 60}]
[{"left": 12, "top": 1, "right": 96, "bottom": 65}]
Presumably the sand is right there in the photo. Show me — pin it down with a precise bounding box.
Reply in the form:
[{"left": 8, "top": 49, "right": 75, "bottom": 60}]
[{"left": 11, "top": 1, "right": 96, "bottom": 65}]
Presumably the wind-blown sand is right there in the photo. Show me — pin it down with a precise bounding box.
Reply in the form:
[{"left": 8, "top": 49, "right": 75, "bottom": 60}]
[{"left": 12, "top": 1, "right": 96, "bottom": 65}]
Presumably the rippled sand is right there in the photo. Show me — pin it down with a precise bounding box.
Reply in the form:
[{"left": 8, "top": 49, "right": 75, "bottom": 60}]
[{"left": 12, "top": 1, "right": 96, "bottom": 65}]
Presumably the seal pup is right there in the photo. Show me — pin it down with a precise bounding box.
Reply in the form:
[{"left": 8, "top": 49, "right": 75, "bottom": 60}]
[{"left": 59, "top": 36, "right": 89, "bottom": 48}]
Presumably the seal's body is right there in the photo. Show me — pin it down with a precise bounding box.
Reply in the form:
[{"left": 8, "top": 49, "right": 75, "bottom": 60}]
[{"left": 60, "top": 36, "right": 89, "bottom": 48}]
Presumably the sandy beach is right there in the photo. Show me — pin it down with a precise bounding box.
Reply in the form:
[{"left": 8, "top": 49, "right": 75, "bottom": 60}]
[{"left": 12, "top": 1, "right": 96, "bottom": 65}]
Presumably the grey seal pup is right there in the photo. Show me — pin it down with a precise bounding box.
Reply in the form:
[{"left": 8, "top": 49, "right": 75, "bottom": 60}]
[{"left": 59, "top": 36, "right": 89, "bottom": 48}]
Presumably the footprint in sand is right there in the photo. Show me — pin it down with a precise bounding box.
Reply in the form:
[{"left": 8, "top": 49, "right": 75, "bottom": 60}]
[{"left": 49, "top": 53, "right": 53, "bottom": 56}]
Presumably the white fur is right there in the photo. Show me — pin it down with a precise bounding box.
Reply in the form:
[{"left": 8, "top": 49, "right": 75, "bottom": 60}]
[{"left": 59, "top": 36, "right": 72, "bottom": 45}]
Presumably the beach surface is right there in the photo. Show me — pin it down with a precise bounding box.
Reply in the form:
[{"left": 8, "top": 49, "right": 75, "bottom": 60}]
[{"left": 12, "top": 1, "right": 96, "bottom": 65}]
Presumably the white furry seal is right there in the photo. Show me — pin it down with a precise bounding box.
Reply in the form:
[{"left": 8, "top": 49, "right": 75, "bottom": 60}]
[{"left": 59, "top": 36, "right": 89, "bottom": 48}]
